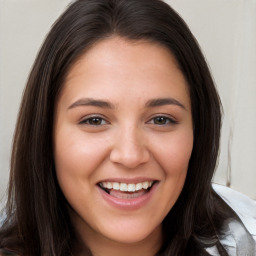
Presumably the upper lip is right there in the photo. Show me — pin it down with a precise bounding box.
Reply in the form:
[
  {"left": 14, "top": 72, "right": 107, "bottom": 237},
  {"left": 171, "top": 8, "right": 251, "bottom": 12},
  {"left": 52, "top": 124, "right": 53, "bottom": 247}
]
[{"left": 97, "top": 177, "right": 158, "bottom": 184}]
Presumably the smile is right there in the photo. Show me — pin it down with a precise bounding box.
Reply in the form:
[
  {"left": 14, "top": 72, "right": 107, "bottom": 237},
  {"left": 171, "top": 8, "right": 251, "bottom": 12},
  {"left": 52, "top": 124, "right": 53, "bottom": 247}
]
[
  {"left": 97, "top": 180, "right": 158, "bottom": 205},
  {"left": 99, "top": 181, "right": 154, "bottom": 192}
]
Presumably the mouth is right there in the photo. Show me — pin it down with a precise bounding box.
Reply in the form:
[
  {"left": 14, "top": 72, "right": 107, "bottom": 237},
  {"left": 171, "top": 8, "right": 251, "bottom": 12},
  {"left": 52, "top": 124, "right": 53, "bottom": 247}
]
[{"left": 97, "top": 180, "right": 158, "bottom": 199}]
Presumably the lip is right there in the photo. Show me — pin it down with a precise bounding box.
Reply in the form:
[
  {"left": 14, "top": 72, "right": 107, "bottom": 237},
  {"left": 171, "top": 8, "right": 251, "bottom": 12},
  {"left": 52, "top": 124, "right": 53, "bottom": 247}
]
[
  {"left": 97, "top": 177, "right": 156, "bottom": 184},
  {"left": 97, "top": 180, "right": 159, "bottom": 211}
]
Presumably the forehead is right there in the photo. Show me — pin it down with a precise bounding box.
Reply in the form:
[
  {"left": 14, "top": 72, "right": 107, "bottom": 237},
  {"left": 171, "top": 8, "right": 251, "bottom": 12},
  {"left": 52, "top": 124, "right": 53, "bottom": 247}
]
[
  {"left": 59, "top": 37, "right": 190, "bottom": 109},
  {"left": 66, "top": 37, "right": 182, "bottom": 81}
]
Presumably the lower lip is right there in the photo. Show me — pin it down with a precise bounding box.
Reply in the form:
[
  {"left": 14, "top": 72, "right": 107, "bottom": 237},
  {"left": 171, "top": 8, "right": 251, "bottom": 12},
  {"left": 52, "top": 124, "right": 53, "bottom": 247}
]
[{"left": 97, "top": 183, "right": 158, "bottom": 211}]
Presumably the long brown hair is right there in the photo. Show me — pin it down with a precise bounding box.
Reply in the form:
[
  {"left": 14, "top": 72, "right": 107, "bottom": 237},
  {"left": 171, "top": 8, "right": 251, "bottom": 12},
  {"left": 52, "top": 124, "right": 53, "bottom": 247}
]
[{"left": 1, "top": 0, "right": 232, "bottom": 255}]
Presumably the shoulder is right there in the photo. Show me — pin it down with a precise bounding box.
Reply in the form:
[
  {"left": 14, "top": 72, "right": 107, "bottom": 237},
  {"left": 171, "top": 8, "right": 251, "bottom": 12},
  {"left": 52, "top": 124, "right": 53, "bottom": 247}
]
[
  {"left": 212, "top": 183, "right": 256, "bottom": 238},
  {"left": 212, "top": 183, "right": 256, "bottom": 255}
]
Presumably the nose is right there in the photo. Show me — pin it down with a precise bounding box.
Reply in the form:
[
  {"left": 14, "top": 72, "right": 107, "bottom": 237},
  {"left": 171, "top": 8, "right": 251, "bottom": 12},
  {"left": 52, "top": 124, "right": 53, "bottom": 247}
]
[{"left": 110, "top": 126, "right": 150, "bottom": 169}]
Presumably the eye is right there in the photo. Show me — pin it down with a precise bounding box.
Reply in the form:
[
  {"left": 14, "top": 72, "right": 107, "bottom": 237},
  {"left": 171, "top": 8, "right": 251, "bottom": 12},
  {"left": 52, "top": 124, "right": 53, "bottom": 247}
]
[
  {"left": 79, "top": 116, "right": 108, "bottom": 126},
  {"left": 148, "top": 116, "right": 178, "bottom": 125}
]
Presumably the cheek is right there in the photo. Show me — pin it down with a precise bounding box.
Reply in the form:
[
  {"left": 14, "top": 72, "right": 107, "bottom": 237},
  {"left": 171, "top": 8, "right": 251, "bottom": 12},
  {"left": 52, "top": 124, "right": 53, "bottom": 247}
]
[
  {"left": 153, "top": 131, "right": 193, "bottom": 212},
  {"left": 151, "top": 130, "right": 194, "bottom": 176},
  {"left": 53, "top": 127, "right": 110, "bottom": 183}
]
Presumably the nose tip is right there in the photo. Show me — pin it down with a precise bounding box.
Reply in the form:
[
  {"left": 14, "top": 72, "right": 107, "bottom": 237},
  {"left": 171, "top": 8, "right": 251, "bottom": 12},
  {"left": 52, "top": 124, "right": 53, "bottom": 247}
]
[{"left": 109, "top": 132, "right": 150, "bottom": 169}]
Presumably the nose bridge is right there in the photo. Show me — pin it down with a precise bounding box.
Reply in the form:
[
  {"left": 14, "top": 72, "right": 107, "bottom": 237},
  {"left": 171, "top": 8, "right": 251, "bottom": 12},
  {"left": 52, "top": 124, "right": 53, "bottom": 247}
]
[{"left": 110, "top": 122, "right": 149, "bottom": 168}]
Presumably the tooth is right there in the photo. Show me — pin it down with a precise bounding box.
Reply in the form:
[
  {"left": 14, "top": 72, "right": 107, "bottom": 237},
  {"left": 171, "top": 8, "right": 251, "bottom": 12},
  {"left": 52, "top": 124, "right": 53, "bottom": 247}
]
[
  {"left": 102, "top": 181, "right": 153, "bottom": 192},
  {"left": 113, "top": 182, "right": 120, "bottom": 190},
  {"left": 106, "top": 182, "right": 112, "bottom": 189},
  {"left": 142, "top": 181, "right": 149, "bottom": 189},
  {"left": 135, "top": 183, "right": 143, "bottom": 191},
  {"left": 120, "top": 183, "right": 127, "bottom": 191},
  {"left": 128, "top": 184, "right": 136, "bottom": 192}
]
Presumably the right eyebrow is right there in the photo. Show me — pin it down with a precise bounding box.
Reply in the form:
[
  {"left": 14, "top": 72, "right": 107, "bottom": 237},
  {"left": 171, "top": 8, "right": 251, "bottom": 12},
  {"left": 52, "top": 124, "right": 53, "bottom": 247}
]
[{"left": 68, "top": 98, "right": 115, "bottom": 110}]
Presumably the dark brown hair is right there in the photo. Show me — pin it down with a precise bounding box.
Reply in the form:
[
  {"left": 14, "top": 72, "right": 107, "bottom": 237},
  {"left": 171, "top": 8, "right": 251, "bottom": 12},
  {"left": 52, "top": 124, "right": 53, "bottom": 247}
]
[{"left": 1, "top": 0, "right": 232, "bottom": 255}]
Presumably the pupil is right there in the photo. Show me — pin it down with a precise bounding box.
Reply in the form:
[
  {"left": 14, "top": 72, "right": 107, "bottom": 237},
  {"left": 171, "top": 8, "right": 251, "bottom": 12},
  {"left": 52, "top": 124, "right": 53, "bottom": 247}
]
[
  {"left": 155, "top": 117, "right": 166, "bottom": 124},
  {"left": 90, "top": 118, "right": 101, "bottom": 125}
]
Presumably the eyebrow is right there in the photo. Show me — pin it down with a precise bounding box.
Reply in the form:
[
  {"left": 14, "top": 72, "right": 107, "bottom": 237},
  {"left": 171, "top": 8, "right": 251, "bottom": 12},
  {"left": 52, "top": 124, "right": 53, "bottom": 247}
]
[
  {"left": 68, "top": 97, "right": 186, "bottom": 110},
  {"left": 68, "top": 98, "right": 115, "bottom": 109},
  {"left": 145, "top": 98, "right": 186, "bottom": 110}
]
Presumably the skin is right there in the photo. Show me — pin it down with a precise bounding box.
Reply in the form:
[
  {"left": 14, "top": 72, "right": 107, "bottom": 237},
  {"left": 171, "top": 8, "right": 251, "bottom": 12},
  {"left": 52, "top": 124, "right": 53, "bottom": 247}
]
[{"left": 53, "top": 37, "right": 194, "bottom": 256}]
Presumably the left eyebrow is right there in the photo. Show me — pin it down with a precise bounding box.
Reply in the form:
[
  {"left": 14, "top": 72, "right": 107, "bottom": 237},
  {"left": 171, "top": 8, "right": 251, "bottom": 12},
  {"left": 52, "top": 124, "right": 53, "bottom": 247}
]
[{"left": 145, "top": 98, "right": 186, "bottom": 110}]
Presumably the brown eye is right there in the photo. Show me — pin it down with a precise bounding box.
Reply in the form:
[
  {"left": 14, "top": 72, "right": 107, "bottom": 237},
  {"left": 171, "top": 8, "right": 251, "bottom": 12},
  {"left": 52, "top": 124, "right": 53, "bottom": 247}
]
[
  {"left": 148, "top": 116, "right": 178, "bottom": 126},
  {"left": 153, "top": 117, "right": 169, "bottom": 125},
  {"left": 80, "top": 117, "right": 108, "bottom": 126},
  {"left": 89, "top": 118, "right": 103, "bottom": 125}
]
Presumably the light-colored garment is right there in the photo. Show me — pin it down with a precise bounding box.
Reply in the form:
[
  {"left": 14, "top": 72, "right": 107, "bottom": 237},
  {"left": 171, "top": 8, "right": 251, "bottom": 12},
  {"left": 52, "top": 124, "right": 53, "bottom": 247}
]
[{"left": 206, "top": 184, "right": 256, "bottom": 256}]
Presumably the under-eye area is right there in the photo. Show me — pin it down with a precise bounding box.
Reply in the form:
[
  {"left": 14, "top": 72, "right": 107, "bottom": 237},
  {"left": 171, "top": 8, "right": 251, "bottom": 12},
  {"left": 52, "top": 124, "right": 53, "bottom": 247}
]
[{"left": 98, "top": 181, "right": 158, "bottom": 199}]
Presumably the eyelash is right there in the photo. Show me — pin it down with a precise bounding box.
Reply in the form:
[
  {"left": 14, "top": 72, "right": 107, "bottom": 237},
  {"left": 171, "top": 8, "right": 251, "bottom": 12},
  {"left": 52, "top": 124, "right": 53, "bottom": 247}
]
[
  {"left": 79, "top": 115, "right": 109, "bottom": 126},
  {"left": 79, "top": 115, "right": 178, "bottom": 126},
  {"left": 147, "top": 115, "right": 178, "bottom": 126}
]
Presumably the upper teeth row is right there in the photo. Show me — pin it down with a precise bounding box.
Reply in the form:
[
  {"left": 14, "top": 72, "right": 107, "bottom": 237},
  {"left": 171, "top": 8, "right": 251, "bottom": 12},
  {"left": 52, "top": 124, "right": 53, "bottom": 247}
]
[{"left": 100, "top": 181, "right": 153, "bottom": 192}]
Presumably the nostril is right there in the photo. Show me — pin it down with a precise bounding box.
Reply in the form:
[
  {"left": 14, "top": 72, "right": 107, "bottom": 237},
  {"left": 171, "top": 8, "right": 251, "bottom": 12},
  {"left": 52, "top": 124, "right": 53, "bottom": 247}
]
[
  {"left": 110, "top": 145, "right": 150, "bottom": 168},
  {"left": 109, "top": 129, "right": 150, "bottom": 168}
]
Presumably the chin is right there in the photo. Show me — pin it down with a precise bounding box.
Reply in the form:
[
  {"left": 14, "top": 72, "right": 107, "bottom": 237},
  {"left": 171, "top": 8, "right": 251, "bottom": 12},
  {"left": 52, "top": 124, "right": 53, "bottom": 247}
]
[{"left": 99, "top": 222, "right": 162, "bottom": 245}]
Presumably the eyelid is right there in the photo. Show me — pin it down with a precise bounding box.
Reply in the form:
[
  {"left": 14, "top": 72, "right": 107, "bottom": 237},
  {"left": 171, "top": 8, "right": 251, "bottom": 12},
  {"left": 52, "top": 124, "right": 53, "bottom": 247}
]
[
  {"left": 146, "top": 114, "right": 178, "bottom": 125},
  {"left": 78, "top": 114, "right": 110, "bottom": 125}
]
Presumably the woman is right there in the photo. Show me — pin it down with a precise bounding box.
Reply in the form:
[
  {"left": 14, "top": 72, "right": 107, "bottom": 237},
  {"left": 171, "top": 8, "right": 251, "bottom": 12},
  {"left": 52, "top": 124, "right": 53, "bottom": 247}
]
[{"left": 0, "top": 0, "right": 255, "bottom": 255}]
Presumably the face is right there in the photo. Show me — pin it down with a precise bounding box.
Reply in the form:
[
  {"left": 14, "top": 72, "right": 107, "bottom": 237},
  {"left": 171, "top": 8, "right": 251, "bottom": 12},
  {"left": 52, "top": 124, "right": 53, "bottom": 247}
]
[{"left": 53, "top": 37, "right": 193, "bottom": 248}]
